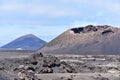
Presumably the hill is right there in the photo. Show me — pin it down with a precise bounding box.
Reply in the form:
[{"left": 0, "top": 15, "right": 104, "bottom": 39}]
[
  {"left": 39, "top": 25, "right": 120, "bottom": 55},
  {"left": 1, "top": 34, "right": 47, "bottom": 50}
]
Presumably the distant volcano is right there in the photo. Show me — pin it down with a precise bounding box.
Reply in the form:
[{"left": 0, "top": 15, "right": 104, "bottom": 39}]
[
  {"left": 1, "top": 34, "right": 47, "bottom": 50},
  {"left": 39, "top": 25, "right": 120, "bottom": 55}
]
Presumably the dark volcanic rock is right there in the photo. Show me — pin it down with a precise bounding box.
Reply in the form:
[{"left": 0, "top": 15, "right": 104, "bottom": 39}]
[
  {"left": 102, "top": 29, "right": 114, "bottom": 36},
  {"left": 16, "top": 65, "right": 38, "bottom": 80},
  {"left": 53, "top": 77, "right": 73, "bottom": 80},
  {"left": 42, "top": 55, "right": 60, "bottom": 68},
  {"left": 0, "top": 52, "right": 76, "bottom": 80},
  {"left": 39, "top": 67, "right": 53, "bottom": 73},
  {"left": 59, "top": 61, "right": 76, "bottom": 73},
  {"left": 0, "top": 53, "right": 120, "bottom": 79},
  {"left": 71, "top": 27, "right": 84, "bottom": 33}
]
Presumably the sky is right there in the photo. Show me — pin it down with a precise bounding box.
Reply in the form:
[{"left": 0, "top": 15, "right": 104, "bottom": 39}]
[{"left": 0, "top": 0, "right": 120, "bottom": 46}]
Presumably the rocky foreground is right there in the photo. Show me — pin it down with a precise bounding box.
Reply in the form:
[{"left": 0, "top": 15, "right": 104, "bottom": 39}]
[
  {"left": 0, "top": 53, "right": 75, "bottom": 80},
  {"left": 0, "top": 53, "right": 120, "bottom": 80}
]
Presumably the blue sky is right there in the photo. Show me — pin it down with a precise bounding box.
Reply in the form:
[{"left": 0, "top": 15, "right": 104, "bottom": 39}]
[{"left": 0, "top": 0, "right": 120, "bottom": 46}]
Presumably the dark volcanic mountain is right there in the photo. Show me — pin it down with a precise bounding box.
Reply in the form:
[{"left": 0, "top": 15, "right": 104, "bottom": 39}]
[
  {"left": 39, "top": 25, "right": 120, "bottom": 55},
  {"left": 1, "top": 34, "right": 47, "bottom": 50}
]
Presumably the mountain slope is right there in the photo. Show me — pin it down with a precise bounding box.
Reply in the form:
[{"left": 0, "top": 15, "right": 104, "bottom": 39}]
[
  {"left": 39, "top": 25, "right": 120, "bottom": 55},
  {"left": 1, "top": 34, "right": 47, "bottom": 50}
]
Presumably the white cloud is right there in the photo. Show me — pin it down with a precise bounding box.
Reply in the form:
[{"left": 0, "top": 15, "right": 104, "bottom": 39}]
[
  {"left": 1, "top": 0, "right": 120, "bottom": 25},
  {"left": 0, "top": 1, "right": 81, "bottom": 18},
  {"left": 61, "top": 0, "right": 120, "bottom": 13},
  {"left": 0, "top": 2, "right": 23, "bottom": 11},
  {"left": 28, "top": 5, "right": 80, "bottom": 17}
]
